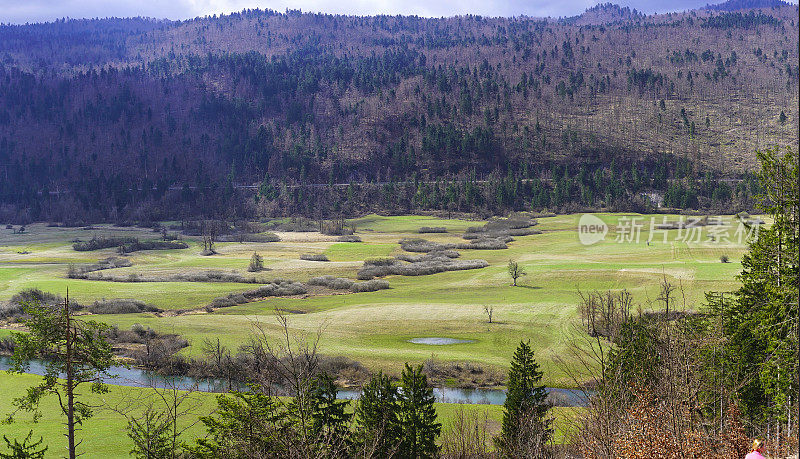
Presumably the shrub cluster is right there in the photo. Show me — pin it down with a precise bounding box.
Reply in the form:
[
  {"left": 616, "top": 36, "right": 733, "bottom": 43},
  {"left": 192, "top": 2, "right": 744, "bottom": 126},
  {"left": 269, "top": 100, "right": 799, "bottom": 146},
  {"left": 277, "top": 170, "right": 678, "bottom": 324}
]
[
  {"left": 83, "top": 270, "right": 267, "bottom": 283},
  {"left": 67, "top": 256, "right": 132, "bottom": 278},
  {"left": 457, "top": 238, "right": 509, "bottom": 250},
  {"left": 399, "top": 238, "right": 455, "bottom": 253},
  {"left": 208, "top": 280, "right": 308, "bottom": 308},
  {"left": 106, "top": 324, "right": 189, "bottom": 368},
  {"left": 349, "top": 279, "right": 390, "bottom": 292},
  {"left": 177, "top": 220, "right": 231, "bottom": 237},
  {"left": 418, "top": 226, "right": 447, "bottom": 233},
  {"left": 363, "top": 257, "right": 397, "bottom": 266},
  {"left": 422, "top": 357, "right": 505, "bottom": 389},
  {"left": 401, "top": 236, "right": 510, "bottom": 252},
  {"left": 337, "top": 235, "right": 362, "bottom": 242},
  {"left": 1, "top": 288, "right": 79, "bottom": 319},
  {"left": 462, "top": 228, "right": 539, "bottom": 239},
  {"left": 217, "top": 232, "right": 281, "bottom": 243},
  {"left": 87, "top": 299, "right": 162, "bottom": 314},
  {"left": 358, "top": 255, "right": 488, "bottom": 280},
  {"left": 308, "top": 275, "right": 391, "bottom": 293},
  {"left": 264, "top": 217, "right": 317, "bottom": 232},
  {"left": 463, "top": 215, "right": 540, "bottom": 242},
  {"left": 73, "top": 236, "right": 137, "bottom": 251},
  {"left": 396, "top": 250, "right": 459, "bottom": 262},
  {"left": 117, "top": 240, "right": 188, "bottom": 253},
  {"left": 300, "top": 253, "right": 329, "bottom": 262},
  {"left": 308, "top": 275, "right": 355, "bottom": 290},
  {"left": 321, "top": 220, "right": 354, "bottom": 236}
]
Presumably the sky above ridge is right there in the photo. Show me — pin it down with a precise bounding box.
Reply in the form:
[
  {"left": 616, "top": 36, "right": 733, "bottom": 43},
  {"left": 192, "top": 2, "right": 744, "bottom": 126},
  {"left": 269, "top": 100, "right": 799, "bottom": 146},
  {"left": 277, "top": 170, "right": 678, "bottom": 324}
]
[{"left": 0, "top": 0, "right": 796, "bottom": 24}]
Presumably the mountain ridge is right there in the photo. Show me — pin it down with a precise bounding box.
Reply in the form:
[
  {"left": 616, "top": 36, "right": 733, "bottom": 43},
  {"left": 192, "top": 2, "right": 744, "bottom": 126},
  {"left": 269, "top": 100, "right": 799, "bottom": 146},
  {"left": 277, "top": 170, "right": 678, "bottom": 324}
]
[{"left": 0, "top": 4, "right": 795, "bottom": 221}]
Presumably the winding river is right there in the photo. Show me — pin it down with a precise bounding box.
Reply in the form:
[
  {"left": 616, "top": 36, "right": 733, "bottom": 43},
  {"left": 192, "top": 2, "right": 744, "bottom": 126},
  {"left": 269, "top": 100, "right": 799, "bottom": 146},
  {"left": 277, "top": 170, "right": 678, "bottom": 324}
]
[{"left": 1, "top": 357, "right": 591, "bottom": 407}]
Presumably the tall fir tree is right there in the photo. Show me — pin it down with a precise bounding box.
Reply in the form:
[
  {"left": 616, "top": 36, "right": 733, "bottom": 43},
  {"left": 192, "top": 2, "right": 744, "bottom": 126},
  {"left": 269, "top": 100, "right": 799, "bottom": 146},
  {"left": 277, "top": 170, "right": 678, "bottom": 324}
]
[
  {"left": 309, "top": 373, "right": 352, "bottom": 448},
  {"left": 354, "top": 372, "right": 400, "bottom": 457},
  {"left": 715, "top": 146, "right": 798, "bottom": 435},
  {"left": 397, "top": 364, "right": 441, "bottom": 458},
  {"left": 496, "top": 340, "right": 552, "bottom": 457}
]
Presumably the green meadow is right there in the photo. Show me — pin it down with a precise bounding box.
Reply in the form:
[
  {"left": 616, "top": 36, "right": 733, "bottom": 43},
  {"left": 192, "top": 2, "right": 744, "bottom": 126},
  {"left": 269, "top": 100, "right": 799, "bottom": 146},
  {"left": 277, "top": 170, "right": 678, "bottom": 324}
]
[{"left": 0, "top": 214, "right": 749, "bottom": 386}]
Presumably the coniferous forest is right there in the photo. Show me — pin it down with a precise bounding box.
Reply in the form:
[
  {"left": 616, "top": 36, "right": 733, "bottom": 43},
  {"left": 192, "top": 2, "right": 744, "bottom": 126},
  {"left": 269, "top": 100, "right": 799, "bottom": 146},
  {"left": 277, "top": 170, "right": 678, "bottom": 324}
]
[{"left": 0, "top": 1, "right": 796, "bottom": 222}]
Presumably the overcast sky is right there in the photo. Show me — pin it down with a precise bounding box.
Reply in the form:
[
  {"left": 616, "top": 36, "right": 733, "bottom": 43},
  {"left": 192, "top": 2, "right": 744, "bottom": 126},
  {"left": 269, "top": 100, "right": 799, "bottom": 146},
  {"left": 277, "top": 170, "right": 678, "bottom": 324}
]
[{"left": 0, "top": 0, "right": 795, "bottom": 24}]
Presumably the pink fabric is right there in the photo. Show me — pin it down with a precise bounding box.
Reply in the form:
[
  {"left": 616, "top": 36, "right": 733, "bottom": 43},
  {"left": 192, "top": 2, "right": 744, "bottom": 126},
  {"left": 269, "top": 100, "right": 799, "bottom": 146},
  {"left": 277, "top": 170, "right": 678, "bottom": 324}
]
[{"left": 744, "top": 452, "right": 765, "bottom": 459}]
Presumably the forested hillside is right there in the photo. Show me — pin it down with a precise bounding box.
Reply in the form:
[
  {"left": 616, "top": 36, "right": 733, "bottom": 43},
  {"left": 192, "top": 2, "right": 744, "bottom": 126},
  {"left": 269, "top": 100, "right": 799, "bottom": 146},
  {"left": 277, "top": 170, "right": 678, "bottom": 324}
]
[{"left": 0, "top": 2, "right": 796, "bottom": 222}]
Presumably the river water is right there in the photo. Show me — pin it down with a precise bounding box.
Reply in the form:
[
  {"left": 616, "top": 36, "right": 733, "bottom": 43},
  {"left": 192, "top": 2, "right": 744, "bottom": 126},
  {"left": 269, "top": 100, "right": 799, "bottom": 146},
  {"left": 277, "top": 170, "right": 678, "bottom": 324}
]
[{"left": 1, "top": 357, "right": 590, "bottom": 407}]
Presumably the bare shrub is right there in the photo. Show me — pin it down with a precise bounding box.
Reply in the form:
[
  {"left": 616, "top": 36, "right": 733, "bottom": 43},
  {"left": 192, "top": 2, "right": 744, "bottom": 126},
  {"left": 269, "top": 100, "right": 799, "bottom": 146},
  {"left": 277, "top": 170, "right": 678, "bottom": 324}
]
[
  {"left": 399, "top": 238, "right": 455, "bottom": 253},
  {"left": 363, "top": 257, "right": 398, "bottom": 266},
  {"left": 418, "top": 226, "right": 447, "bottom": 233},
  {"left": 0, "top": 337, "right": 15, "bottom": 354},
  {"left": 217, "top": 232, "right": 280, "bottom": 243},
  {"left": 87, "top": 299, "right": 162, "bottom": 314},
  {"left": 422, "top": 357, "right": 504, "bottom": 389},
  {"left": 569, "top": 278, "right": 757, "bottom": 459},
  {"left": 73, "top": 236, "right": 137, "bottom": 251},
  {"left": 396, "top": 250, "right": 459, "bottom": 262},
  {"left": 107, "top": 325, "right": 190, "bottom": 370},
  {"left": 83, "top": 270, "right": 267, "bottom": 283},
  {"left": 207, "top": 280, "right": 308, "bottom": 309},
  {"left": 349, "top": 279, "right": 390, "bottom": 292},
  {"left": 456, "top": 238, "right": 509, "bottom": 250},
  {"left": 463, "top": 216, "right": 540, "bottom": 242},
  {"left": 117, "top": 240, "right": 188, "bottom": 253},
  {"left": 508, "top": 228, "right": 542, "bottom": 236},
  {"left": 357, "top": 257, "right": 488, "bottom": 280},
  {"left": 439, "top": 406, "right": 492, "bottom": 458},
  {"left": 577, "top": 289, "right": 633, "bottom": 341},
  {"left": 10, "top": 288, "right": 61, "bottom": 306},
  {"left": 321, "top": 219, "right": 353, "bottom": 236},
  {"left": 609, "top": 386, "right": 753, "bottom": 459},
  {"left": 337, "top": 235, "right": 362, "bottom": 242},
  {"left": 308, "top": 276, "right": 355, "bottom": 290},
  {"left": 66, "top": 256, "right": 132, "bottom": 278},
  {"left": 265, "top": 217, "right": 317, "bottom": 232},
  {"left": 316, "top": 355, "right": 371, "bottom": 386},
  {"left": 300, "top": 253, "right": 329, "bottom": 262},
  {"left": 497, "top": 409, "right": 553, "bottom": 458},
  {"left": 397, "top": 233, "right": 514, "bottom": 253}
]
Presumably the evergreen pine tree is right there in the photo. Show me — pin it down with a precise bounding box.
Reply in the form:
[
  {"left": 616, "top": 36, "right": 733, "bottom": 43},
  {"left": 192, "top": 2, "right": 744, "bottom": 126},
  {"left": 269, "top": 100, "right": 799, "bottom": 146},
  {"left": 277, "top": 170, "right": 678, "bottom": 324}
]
[
  {"left": 309, "top": 373, "right": 352, "bottom": 446},
  {"left": 0, "top": 431, "right": 47, "bottom": 459},
  {"left": 188, "top": 388, "right": 290, "bottom": 457},
  {"left": 496, "top": 341, "right": 552, "bottom": 457},
  {"left": 7, "top": 293, "right": 116, "bottom": 459},
  {"left": 714, "top": 146, "right": 798, "bottom": 432},
  {"left": 397, "top": 364, "right": 441, "bottom": 458},
  {"left": 248, "top": 251, "right": 264, "bottom": 272},
  {"left": 354, "top": 372, "right": 400, "bottom": 457}
]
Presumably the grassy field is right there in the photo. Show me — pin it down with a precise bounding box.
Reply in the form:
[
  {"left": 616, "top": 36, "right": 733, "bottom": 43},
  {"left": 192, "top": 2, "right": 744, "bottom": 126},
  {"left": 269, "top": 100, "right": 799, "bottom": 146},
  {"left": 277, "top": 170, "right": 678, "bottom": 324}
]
[
  {"left": 0, "top": 372, "right": 579, "bottom": 457},
  {"left": 0, "top": 214, "right": 750, "bottom": 386}
]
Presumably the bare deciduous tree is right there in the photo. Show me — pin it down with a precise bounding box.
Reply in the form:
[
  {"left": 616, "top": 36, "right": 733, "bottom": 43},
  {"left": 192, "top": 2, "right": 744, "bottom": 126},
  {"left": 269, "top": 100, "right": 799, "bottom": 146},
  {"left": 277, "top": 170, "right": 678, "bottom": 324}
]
[
  {"left": 483, "top": 305, "right": 494, "bottom": 324},
  {"left": 507, "top": 259, "right": 526, "bottom": 286},
  {"left": 439, "top": 406, "right": 492, "bottom": 458},
  {"left": 107, "top": 377, "right": 203, "bottom": 459}
]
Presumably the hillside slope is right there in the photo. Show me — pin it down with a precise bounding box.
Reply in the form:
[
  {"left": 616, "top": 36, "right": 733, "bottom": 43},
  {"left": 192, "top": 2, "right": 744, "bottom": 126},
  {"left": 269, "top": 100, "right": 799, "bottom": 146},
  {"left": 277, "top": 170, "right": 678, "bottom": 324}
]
[{"left": 0, "top": 4, "right": 796, "bottom": 220}]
